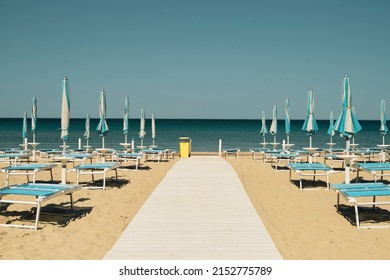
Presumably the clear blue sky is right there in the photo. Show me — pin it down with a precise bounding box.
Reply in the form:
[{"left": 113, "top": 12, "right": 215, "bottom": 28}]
[{"left": 1, "top": 0, "right": 389, "bottom": 120}]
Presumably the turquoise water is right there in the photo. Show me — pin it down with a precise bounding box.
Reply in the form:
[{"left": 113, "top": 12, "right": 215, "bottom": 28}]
[{"left": 0, "top": 118, "right": 386, "bottom": 152}]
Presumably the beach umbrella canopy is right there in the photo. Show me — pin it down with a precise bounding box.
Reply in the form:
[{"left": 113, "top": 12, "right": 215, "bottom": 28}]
[
  {"left": 22, "top": 112, "right": 27, "bottom": 139},
  {"left": 327, "top": 111, "right": 335, "bottom": 137},
  {"left": 151, "top": 113, "right": 156, "bottom": 140},
  {"left": 285, "top": 98, "right": 291, "bottom": 142},
  {"left": 334, "top": 75, "right": 362, "bottom": 140},
  {"left": 123, "top": 97, "right": 129, "bottom": 136},
  {"left": 31, "top": 96, "right": 37, "bottom": 142},
  {"left": 260, "top": 111, "right": 268, "bottom": 136},
  {"left": 96, "top": 90, "right": 109, "bottom": 137},
  {"left": 270, "top": 105, "right": 277, "bottom": 144},
  {"left": 84, "top": 113, "right": 90, "bottom": 141},
  {"left": 139, "top": 108, "right": 146, "bottom": 139},
  {"left": 380, "top": 98, "right": 388, "bottom": 136},
  {"left": 60, "top": 77, "right": 70, "bottom": 142},
  {"left": 302, "top": 89, "right": 318, "bottom": 134}
]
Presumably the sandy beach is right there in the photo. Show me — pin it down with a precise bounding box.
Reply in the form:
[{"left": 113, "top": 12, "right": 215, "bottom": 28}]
[{"left": 1, "top": 152, "right": 390, "bottom": 260}]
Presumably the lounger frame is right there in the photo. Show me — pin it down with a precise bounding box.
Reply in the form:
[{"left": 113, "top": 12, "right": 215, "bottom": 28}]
[
  {"left": 2, "top": 163, "right": 56, "bottom": 186},
  {"left": 73, "top": 163, "right": 120, "bottom": 190},
  {"left": 288, "top": 163, "right": 333, "bottom": 191},
  {"left": 0, "top": 183, "right": 80, "bottom": 230}
]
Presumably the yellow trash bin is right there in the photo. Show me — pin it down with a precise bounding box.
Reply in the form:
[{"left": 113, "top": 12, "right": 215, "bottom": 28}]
[{"left": 179, "top": 137, "right": 191, "bottom": 158}]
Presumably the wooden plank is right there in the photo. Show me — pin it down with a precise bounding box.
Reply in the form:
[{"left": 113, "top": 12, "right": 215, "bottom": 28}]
[{"left": 104, "top": 156, "right": 282, "bottom": 260}]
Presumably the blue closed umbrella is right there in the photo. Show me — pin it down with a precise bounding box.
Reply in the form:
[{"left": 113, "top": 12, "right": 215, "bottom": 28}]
[
  {"left": 96, "top": 90, "right": 109, "bottom": 148},
  {"left": 260, "top": 110, "right": 268, "bottom": 143},
  {"left": 151, "top": 112, "right": 156, "bottom": 147},
  {"left": 380, "top": 98, "right": 388, "bottom": 145},
  {"left": 123, "top": 97, "right": 129, "bottom": 144},
  {"left": 334, "top": 75, "right": 362, "bottom": 147},
  {"left": 302, "top": 89, "right": 318, "bottom": 148},
  {"left": 334, "top": 75, "right": 362, "bottom": 183},
  {"left": 327, "top": 111, "right": 335, "bottom": 139},
  {"left": 60, "top": 77, "right": 70, "bottom": 155},
  {"left": 22, "top": 112, "right": 27, "bottom": 149},
  {"left": 31, "top": 96, "right": 37, "bottom": 143},
  {"left": 285, "top": 98, "right": 291, "bottom": 144}
]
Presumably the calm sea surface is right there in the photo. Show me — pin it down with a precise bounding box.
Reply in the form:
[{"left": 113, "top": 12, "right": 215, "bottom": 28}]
[{"left": 0, "top": 118, "right": 387, "bottom": 152}]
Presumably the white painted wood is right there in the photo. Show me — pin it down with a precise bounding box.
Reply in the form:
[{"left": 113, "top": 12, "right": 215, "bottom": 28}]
[{"left": 104, "top": 156, "right": 282, "bottom": 260}]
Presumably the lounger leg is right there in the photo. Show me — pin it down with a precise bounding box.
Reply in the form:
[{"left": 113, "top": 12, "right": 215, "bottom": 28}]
[
  {"left": 336, "top": 193, "right": 340, "bottom": 210},
  {"left": 299, "top": 174, "right": 303, "bottom": 191},
  {"left": 354, "top": 204, "right": 360, "bottom": 230},
  {"left": 50, "top": 170, "right": 53, "bottom": 182},
  {"left": 115, "top": 169, "right": 118, "bottom": 180},
  {"left": 103, "top": 173, "right": 106, "bottom": 190},
  {"left": 6, "top": 173, "right": 9, "bottom": 186},
  {"left": 34, "top": 203, "right": 41, "bottom": 230},
  {"left": 373, "top": 196, "right": 376, "bottom": 210}
]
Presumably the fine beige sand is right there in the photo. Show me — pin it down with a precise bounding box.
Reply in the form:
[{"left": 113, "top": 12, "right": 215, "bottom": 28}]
[{"left": 1, "top": 153, "right": 390, "bottom": 260}]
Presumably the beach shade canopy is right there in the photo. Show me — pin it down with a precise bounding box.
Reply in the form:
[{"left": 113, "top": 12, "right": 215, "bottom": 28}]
[
  {"left": 334, "top": 75, "right": 362, "bottom": 142},
  {"left": 60, "top": 77, "right": 70, "bottom": 155},
  {"left": 269, "top": 105, "right": 278, "bottom": 143},
  {"left": 285, "top": 98, "right": 291, "bottom": 143},
  {"left": 260, "top": 111, "right": 268, "bottom": 136},
  {"left": 96, "top": 90, "right": 109, "bottom": 148},
  {"left": 327, "top": 111, "right": 335, "bottom": 137},
  {"left": 139, "top": 108, "right": 146, "bottom": 147},
  {"left": 302, "top": 89, "right": 318, "bottom": 148},
  {"left": 380, "top": 98, "right": 388, "bottom": 144},
  {"left": 123, "top": 97, "right": 129, "bottom": 139},
  {"left": 151, "top": 112, "right": 156, "bottom": 146},
  {"left": 31, "top": 96, "right": 37, "bottom": 142},
  {"left": 84, "top": 113, "right": 90, "bottom": 141},
  {"left": 22, "top": 112, "right": 27, "bottom": 140}
]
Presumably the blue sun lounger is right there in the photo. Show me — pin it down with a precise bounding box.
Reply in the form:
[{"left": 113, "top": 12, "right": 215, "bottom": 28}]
[
  {"left": 223, "top": 148, "right": 240, "bottom": 158},
  {"left": 1, "top": 163, "right": 56, "bottom": 186},
  {"left": 331, "top": 183, "right": 390, "bottom": 229},
  {"left": 288, "top": 163, "right": 333, "bottom": 191},
  {"left": 0, "top": 183, "right": 80, "bottom": 230},
  {"left": 270, "top": 153, "right": 300, "bottom": 170},
  {"left": 72, "top": 162, "right": 121, "bottom": 190},
  {"left": 114, "top": 152, "right": 142, "bottom": 170},
  {"left": 354, "top": 162, "right": 390, "bottom": 183}
]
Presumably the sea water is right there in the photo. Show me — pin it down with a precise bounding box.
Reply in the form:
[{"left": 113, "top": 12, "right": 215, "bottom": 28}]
[{"left": 0, "top": 118, "right": 386, "bottom": 152}]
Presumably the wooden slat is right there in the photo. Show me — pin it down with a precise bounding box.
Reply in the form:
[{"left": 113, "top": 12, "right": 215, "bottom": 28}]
[{"left": 104, "top": 156, "right": 282, "bottom": 260}]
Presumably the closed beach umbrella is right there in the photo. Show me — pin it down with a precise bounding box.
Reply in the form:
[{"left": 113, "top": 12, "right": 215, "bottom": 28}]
[
  {"left": 285, "top": 98, "right": 291, "bottom": 144},
  {"left": 60, "top": 77, "right": 70, "bottom": 155},
  {"left": 22, "top": 112, "right": 27, "bottom": 149},
  {"left": 151, "top": 112, "right": 156, "bottom": 147},
  {"left": 260, "top": 110, "right": 268, "bottom": 143},
  {"left": 327, "top": 111, "right": 335, "bottom": 143},
  {"left": 96, "top": 90, "right": 109, "bottom": 148},
  {"left": 270, "top": 105, "right": 277, "bottom": 144},
  {"left": 334, "top": 75, "right": 362, "bottom": 147},
  {"left": 84, "top": 113, "right": 90, "bottom": 146},
  {"left": 380, "top": 98, "right": 388, "bottom": 145},
  {"left": 139, "top": 108, "right": 146, "bottom": 148},
  {"left": 334, "top": 74, "right": 362, "bottom": 183},
  {"left": 123, "top": 97, "right": 129, "bottom": 143},
  {"left": 31, "top": 96, "right": 37, "bottom": 143},
  {"left": 302, "top": 89, "right": 318, "bottom": 148}
]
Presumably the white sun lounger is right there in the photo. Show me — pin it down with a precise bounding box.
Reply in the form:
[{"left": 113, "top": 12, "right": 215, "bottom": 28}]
[
  {"left": 288, "top": 163, "right": 333, "bottom": 191},
  {"left": 72, "top": 162, "right": 121, "bottom": 190},
  {"left": 0, "top": 183, "right": 80, "bottom": 230},
  {"left": 1, "top": 163, "right": 56, "bottom": 186},
  {"left": 331, "top": 183, "right": 390, "bottom": 229}
]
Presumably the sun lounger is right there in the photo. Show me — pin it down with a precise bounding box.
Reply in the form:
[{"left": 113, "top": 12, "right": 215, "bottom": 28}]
[
  {"left": 223, "top": 148, "right": 240, "bottom": 158},
  {"left": 323, "top": 153, "right": 345, "bottom": 168},
  {"left": 331, "top": 183, "right": 390, "bottom": 229},
  {"left": 270, "top": 153, "right": 300, "bottom": 170},
  {"left": 142, "top": 148, "right": 164, "bottom": 162},
  {"left": 1, "top": 163, "right": 56, "bottom": 186},
  {"left": 72, "top": 162, "right": 120, "bottom": 190},
  {"left": 249, "top": 148, "right": 269, "bottom": 160},
  {"left": 354, "top": 162, "right": 390, "bottom": 182},
  {"left": 114, "top": 152, "right": 142, "bottom": 170},
  {"left": 0, "top": 152, "right": 31, "bottom": 165},
  {"left": 0, "top": 183, "right": 80, "bottom": 230},
  {"left": 288, "top": 163, "right": 333, "bottom": 191}
]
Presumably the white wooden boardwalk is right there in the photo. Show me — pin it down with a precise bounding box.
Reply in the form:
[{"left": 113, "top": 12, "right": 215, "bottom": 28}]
[{"left": 104, "top": 156, "right": 282, "bottom": 260}]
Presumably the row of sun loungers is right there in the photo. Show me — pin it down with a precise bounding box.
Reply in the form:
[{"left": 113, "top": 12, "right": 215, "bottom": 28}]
[{"left": 0, "top": 147, "right": 174, "bottom": 230}]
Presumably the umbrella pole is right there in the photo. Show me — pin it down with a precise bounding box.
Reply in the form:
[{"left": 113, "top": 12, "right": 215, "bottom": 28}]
[
  {"left": 125, "top": 134, "right": 128, "bottom": 144},
  {"left": 287, "top": 135, "right": 290, "bottom": 145},
  {"left": 102, "top": 137, "right": 105, "bottom": 149},
  {"left": 383, "top": 135, "right": 385, "bottom": 146},
  {"left": 309, "top": 135, "right": 312, "bottom": 148}
]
